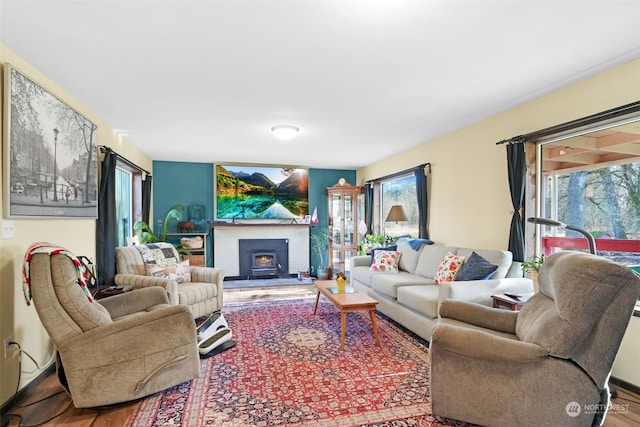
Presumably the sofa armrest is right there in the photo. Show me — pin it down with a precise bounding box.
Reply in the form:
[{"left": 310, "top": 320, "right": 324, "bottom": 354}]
[
  {"left": 438, "top": 277, "right": 534, "bottom": 305},
  {"left": 431, "top": 323, "right": 548, "bottom": 362},
  {"left": 438, "top": 299, "right": 518, "bottom": 334},
  {"left": 351, "top": 255, "right": 372, "bottom": 268},
  {"left": 98, "top": 286, "right": 170, "bottom": 318},
  {"left": 189, "top": 266, "right": 224, "bottom": 285},
  {"left": 114, "top": 273, "right": 179, "bottom": 305}
]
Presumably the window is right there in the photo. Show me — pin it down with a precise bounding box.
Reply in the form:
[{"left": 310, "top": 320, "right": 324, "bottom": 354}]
[
  {"left": 115, "top": 161, "right": 144, "bottom": 247},
  {"left": 380, "top": 174, "right": 419, "bottom": 239},
  {"left": 534, "top": 112, "right": 640, "bottom": 310}
]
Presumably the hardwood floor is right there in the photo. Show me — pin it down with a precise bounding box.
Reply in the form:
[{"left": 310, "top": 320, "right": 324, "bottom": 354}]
[{"left": 4, "top": 370, "right": 640, "bottom": 426}]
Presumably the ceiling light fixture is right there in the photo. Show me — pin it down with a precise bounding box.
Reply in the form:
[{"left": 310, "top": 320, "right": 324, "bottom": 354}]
[{"left": 271, "top": 125, "right": 299, "bottom": 140}]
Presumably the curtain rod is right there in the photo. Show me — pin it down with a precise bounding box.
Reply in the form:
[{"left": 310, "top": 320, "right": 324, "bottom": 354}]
[
  {"left": 366, "top": 163, "right": 430, "bottom": 185},
  {"left": 99, "top": 145, "right": 150, "bottom": 175},
  {"left": 495, "top": 101, "right": 640, "bottom": 145}
]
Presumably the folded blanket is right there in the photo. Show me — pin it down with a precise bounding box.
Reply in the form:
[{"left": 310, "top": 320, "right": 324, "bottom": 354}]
[
  {"left": 406, "top": 238, "right": 434, "bottom": 250},
  {"left": 23, "top": 242, "right": 93, "bottom": 305}
]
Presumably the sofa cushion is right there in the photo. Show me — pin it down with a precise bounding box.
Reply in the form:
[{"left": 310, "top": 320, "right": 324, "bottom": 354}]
[
  {"left": 397, "top": 285, "right": 440, "bottom": 318},
  {"left": 415, "top": 246, "right": 459, "bottom": 278},
  {"left": 351, "top": 265, "right": 378, "bottom": 287},
  {"left": 145, "top": 260, "right": 191, "bottom": 283},
  {"left": 455, "top": 248, "right": 512, "bottom": 279},
  {"left": 371, "top": 272, "right": 433, "bottom": 299},
  {"left": 433, "top": 252, "right": 465, "bottom": 285},
  {"left": 396, "top": 240, "right": 424, "bottom": 274},
  {"left": 370, "top": 245, "right": 397, "bottom": 262},
  {"left": 455, "top": 251, "right": 499, "bottom": 281},
  {"left": 370, "top": 250, "right": 401, "bottom": 272}
]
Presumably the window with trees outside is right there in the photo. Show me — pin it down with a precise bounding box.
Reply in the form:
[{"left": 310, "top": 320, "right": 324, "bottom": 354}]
[
  {"left": 381, "top": 174, "right": 419, "bottom": 239},
  {"left": 537, "top": 115, "right": 640, "bottom": 306},
  {"left": 115, "top": 162, "right": 143, "bottom": 247}
]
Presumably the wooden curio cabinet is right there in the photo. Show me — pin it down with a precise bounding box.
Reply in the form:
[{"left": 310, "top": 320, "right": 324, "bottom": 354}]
[{"left": 326, "top": 179, "right": 362, "bottom": 278}]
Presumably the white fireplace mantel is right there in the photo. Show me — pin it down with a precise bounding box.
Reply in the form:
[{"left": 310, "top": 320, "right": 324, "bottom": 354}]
[{"left": 212, "top": 223, "right": 310, "bottom": 278}]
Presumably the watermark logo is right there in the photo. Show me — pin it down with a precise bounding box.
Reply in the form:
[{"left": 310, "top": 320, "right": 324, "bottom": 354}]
[
  {"left": 566, "top": 401, "right": 581, "bottom": 417},
  {"left": 565, "top": 400, "right": 629, "bottom": 417}
]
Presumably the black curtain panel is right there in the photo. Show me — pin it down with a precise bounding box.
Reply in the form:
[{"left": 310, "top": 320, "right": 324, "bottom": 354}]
[
  {"left": 96, "top": 149, "right": 117, "bottom": 287},
  {"left": 142, "top": 174, "right": 152, "bottom": 224},
  {"left": 364, "top": 183, "right": 373, "bottom": 235},
  {"left": 415, "top": 165, "right": 429, "bottom": 239},
  {"left": 507, "top": 139, "right": 526, "bottom": 262}
]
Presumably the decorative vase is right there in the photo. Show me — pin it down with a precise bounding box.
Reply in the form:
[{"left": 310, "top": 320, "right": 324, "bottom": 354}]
[
  {"left": 336, "top": 277, "right": 347, "bottom": 293},
  {"left": 317, "top": 267, "right": 329, "bottom": 280},
  {"left": 532, "top": 272, "right": 539, "bottom": 293}
]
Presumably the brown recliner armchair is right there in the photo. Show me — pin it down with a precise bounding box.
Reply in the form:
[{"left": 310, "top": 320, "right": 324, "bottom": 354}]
[
  {"left": 115, "top": 243, "right": 224, "bottom": 319},
  {"left": 28, "top": 252, "right": 200, "bottom": 408},
  {"left": 430, "top": 251, "right": 640, "bottom": 427}
]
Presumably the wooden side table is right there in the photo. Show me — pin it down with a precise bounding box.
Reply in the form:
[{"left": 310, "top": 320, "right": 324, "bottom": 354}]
[
  {"left": 94, "top": 285, "right": 133, "bottom": 300},
  {"left": 492, "top": 292, "right": 534, "bottom": 311}
]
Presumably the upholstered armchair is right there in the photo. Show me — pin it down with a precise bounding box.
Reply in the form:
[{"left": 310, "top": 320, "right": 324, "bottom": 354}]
[
  {"left": 115, "top": 243, "right": 224, "bottom": 319},
  {"left": 430, "top": 251, "right": 640, "bottom": 427},
  {"left": 28, "top": 252, "right": 200, "bottom": 408}
]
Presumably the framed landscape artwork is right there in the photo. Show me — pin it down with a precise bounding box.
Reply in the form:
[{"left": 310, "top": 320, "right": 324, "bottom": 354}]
[
  {"left": 215, "top": 164, "right": 309, "bottom": 220},
  {"left": 3, "top": 64, "right": 98, "bottom": 218}
]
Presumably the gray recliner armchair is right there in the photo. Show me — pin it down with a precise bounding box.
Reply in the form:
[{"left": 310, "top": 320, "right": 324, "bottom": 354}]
[
  {"left": 115, "top": 243, "right": 224, "bottom": 319},
  {"left": 430, "top": 251, "right": 640, "bottom": 427},
  {"left": 28, "top": 251, "right": 200, "bottom": 408}
]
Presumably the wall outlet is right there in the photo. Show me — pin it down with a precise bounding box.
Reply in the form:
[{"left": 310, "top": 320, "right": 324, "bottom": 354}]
[
  {"left": 3, "top": 336, "right": 17, "bottom": 359},
  {"left": 1, "top": 220, "right": 16, "bottom": 239}
]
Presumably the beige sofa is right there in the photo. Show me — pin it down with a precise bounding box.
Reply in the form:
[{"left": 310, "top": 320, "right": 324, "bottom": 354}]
[{"left": 350, "top": 240, "right": 533, "bottom": 341}]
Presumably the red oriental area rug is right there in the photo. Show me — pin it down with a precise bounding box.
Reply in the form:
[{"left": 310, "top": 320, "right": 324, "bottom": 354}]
[{"left": 127, "top": 299, "right": 468, "bottom": 427}]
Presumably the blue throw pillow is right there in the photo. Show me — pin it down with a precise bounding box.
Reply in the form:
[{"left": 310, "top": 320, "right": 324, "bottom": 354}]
[
  {"left": 455, "top": 251, "right": 498, "bottom": 281},
  {"left": 370, "top": 245, "right": 397, "bottom": 262}
]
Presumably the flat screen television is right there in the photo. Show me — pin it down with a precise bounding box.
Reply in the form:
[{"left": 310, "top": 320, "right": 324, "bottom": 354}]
[{"left": 215, "top": 164, "right": 309, "bottom": 220}]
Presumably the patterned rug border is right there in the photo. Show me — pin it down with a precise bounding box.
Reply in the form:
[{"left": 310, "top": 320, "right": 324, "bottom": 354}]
[{"left": 127, "top": 298, "right": 463, "bottom": 427}]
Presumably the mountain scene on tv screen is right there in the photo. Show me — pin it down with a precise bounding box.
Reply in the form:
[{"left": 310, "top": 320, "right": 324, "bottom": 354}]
[{"left": 216, "top": 165, "right": 309, "bottom": 219}]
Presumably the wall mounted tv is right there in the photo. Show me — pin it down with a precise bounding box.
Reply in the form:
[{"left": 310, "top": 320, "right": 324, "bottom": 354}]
[{"left": 215, "top": 164, "right": 309, "bottom": 220}]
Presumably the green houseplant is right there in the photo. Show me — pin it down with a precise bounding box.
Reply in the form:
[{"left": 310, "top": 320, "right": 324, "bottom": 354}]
[
  {"left": 310, "top": 226, "right": 330, "bottom": 279},
  {"left": 133, "top": 204, "right": 186, "bottom": 243},
  {"left": 133, "top": 204, "right": 192, "bottom": 256},
  {"left": 521, "top": 253, "right": 545, "bottom": 293}
]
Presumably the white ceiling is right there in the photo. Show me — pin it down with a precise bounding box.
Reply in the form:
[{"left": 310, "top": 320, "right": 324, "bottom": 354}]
[{"left": 1, "top": 1, "right": 639, "bottom": 170}]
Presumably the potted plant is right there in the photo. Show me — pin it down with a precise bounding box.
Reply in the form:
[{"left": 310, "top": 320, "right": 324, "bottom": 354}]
[
  {"left": 133, "top": 204, "right": 191, "bottom": 255},
  {"left": 310, "top": 226, "right": 330, "bottom": 279},
  {"left": 521, "top": 253, "right": 545, "bottom": 293}
]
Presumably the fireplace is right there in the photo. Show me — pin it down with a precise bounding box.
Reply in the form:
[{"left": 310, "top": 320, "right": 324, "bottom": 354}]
[
  {"left": 251, "top": 251, "right": 279, "bottom": 277},
  {"left": 239, "top": 238, "right": 289, "bottom": 279}
]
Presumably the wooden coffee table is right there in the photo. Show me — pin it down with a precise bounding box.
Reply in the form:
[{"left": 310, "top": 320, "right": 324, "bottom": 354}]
[{"left": 313, "top": 280, "right": 381, "bottom": 351}]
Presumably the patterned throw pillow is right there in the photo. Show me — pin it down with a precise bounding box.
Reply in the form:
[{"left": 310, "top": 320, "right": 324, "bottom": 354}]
[
  {"left": 145, "top": 260, "right": 191, "bottom": 283},
  {"left": 369, "top": 250, "right": 401, "bottom": 273},
  {"left": 433, "top": 252, "right": 465, "bottom": 284}
]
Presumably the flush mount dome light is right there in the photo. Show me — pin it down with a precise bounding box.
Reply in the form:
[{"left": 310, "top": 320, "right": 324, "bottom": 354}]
[{"left": 271, "top": 125, "right": 300, "bottom": 140}]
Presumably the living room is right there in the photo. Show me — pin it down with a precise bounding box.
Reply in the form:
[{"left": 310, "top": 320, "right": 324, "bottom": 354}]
[{"left": 1, "top": 1, "right": 640, "bottom": 425}]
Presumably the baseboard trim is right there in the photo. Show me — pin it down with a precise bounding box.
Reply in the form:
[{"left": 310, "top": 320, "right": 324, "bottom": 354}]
[
  {"left": 610, "top": 376, "right": 640, "bottom": 396},
  {"left": 0, "top": 364, "right": 55, "bottom": 418}
]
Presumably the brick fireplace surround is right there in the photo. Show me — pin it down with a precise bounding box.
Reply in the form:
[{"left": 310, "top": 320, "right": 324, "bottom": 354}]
[{"left": 212, "top": 223, "right": 310, "bottom": 279}]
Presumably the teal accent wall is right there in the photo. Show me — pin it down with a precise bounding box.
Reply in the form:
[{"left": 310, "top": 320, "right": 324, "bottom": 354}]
[
  {"left": 152, "top": 162, "right": 355, "bottom": 269},
  {"left": 153, "top": 161, "right": 214, "bottom": 265}
]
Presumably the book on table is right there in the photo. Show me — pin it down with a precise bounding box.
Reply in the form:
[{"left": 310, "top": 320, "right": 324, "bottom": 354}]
[{"left": 327, "top": 286, "right": 356, "bottom": 294}]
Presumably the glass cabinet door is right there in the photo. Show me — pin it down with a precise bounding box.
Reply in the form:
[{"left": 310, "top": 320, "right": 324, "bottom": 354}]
[{"left": 327, "top": 182, "right": 361, "bottom": 278}]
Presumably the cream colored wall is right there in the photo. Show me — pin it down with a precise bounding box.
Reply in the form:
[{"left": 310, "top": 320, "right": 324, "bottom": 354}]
[
  {"left": 357, "top": 58, "right": 640, "bottom": 386},
  {"left": 0, "top": 44, "right": 152, "bottom": 406}
]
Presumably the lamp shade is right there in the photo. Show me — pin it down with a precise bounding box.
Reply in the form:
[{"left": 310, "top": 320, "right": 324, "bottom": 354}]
[
  {"left": 385, "top": 205, "right": 408, "bottom": 223},
  {"left": 271, "top": 125, "right": 299, "bottom": 140}
]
